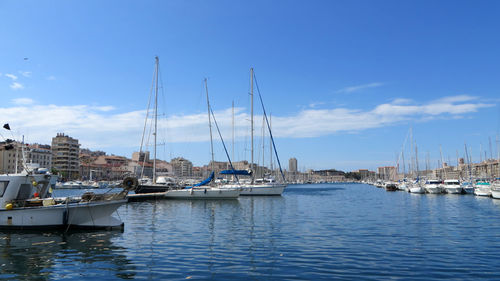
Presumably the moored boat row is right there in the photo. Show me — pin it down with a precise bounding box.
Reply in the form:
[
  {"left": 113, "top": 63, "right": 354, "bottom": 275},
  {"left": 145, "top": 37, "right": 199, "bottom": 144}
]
[{"left": 367, "top": 178, "right": 500, "bottom": 198}]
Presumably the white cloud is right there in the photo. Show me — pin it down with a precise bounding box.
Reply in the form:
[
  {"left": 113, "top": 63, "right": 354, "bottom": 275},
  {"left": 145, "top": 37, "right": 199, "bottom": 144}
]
[
  {"left": 5, "top": 73, "right": 18, "bottom": 80},
  {"left": 19, "top": 71, "right": 31, "bottom": 78},
  {"left": 0, "top": 95, "right": 493, "bottom": 152},
  {"left": 92, "top": 106, "right": 115, "bottom": 112},
  {"left": 12, "top": 98, "right": 34, "bottom": 105},
  {"left": 308, "top": 102, "right": 325, "bottom": 108},
  {"left": 46, "top": 76, "right": 56, "bottom": 81},
  {"left": 10, "top": 82, "right": 24, "bottom": 90},
  {"left": 336, "top": 82, "right": 384, "bottom": 94}
]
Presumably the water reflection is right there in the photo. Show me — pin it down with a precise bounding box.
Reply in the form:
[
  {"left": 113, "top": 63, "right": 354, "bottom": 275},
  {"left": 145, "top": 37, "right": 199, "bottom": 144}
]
[{"left": 0, "top": 230, "right": 134, "bottom": 280}]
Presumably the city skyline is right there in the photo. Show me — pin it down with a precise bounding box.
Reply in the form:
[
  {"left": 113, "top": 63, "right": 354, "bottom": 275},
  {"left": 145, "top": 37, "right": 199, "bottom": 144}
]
[{"left": 1, "top": 1, "right": 500, "bottom": 171}]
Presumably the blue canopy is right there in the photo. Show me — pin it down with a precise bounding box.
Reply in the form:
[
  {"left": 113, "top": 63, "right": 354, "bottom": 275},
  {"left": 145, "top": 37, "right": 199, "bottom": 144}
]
[
  {"left": 184, "top": 172, "right": 214, "bottom": 189},
  {"left": 219, "top": 169, "right": 252, "bottom": 176}
]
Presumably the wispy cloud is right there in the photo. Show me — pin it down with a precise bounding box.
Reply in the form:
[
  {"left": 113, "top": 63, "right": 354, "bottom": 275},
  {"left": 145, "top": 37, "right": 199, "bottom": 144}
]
[
  {"left": 0, "top": 95, "right": 493, "bottom": 151},
  {"left": 336, "top": 82, "right": 384, "bottom": 94},
  {"left": 308, "top": 102, "right": 325, "bottom": 108},
  {"left": 19, "top": 71, "right": 31, "bottom": 78},
  {"left": 10, "top": 82, "right": 24, "bottom": 90},
  {"left": 47, "top": 75, "right": 56, "bottom": 81},
  {"left": 12, "top": 98, "right": 34, "bottom": 105},
  {"left": 5, "top": 73, "right": 18, "bottom": 81}
]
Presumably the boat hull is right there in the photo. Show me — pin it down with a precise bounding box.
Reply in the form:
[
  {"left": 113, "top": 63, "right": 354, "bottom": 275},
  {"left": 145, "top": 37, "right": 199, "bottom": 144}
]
[
  {"left": 445, "top": 187, "right": 463, "bottom": 194},
  {"left": 425, "top": 185, "right": 443, "bottom": 194},
  {"left": 0, "top": 200, "right": 126, "bottom": 230},
  {"left": 164, "top": 188, "right": 240, "bottom": 199},
  {"left": 491, "top": 187, "right": 500, "bottom": 199},
  {"left": 462, "top": 186, "right": 474, "bottom": 194},
  {"left": 239, "top": 184, "right": 286, "bottom": 196},
  {"left": 135, "top": 184, "right": 171, "bottom": 194},
  {"left": 409, "top": 186, "right": 425, "bottom": 194},
  {"left": 474, "top": 187, "right": 491, "bottom": 197}
]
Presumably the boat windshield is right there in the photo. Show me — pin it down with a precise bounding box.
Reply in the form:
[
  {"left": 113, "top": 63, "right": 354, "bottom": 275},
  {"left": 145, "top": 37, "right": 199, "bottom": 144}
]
[
  {"left": 428, "top": 180, "right": 442, "bottom": 184},
  {"left": 0, "top": 181, "right": 8, "bottom": 197}
]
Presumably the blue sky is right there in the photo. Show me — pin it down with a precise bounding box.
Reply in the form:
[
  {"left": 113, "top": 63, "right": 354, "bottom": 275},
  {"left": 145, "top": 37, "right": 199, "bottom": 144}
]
[{"left": 1, "top": 0, "right": 499, "bottom": 172}]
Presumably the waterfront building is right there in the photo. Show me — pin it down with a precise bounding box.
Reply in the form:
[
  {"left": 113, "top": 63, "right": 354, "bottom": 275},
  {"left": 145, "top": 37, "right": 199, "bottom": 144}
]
[
  {"left": 171, "top": 157, "right": 193, "bottom": 178},
  {"left": 132, "top": 151, "right": 150, "bottom": 163},
  {"left": 289, "top": 158, "right": 298, "bottom": 173},
  {"left": 355, "top": 169, "right": 376, "bottom": 180},
  {"left": 0, "top": 141, "right": 22, "bottom": 173},
  {"left": 377, "top": 166, "right": 396, "bottom": 180},
  {"left": 25, "top": 144, "right": 52, "bottom": 169},
  {"left": 51, "top": 133, "right": 80, "bottom": 180}
]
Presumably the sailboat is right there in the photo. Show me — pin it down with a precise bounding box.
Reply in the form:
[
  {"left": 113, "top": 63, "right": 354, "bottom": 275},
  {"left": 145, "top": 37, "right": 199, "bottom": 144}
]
[
  {"left": 163, "top": 79, "right": 240, "bottom": 199},
  {"left": 221, "top": 68, "right": 287, "bottom": 196},
  {"left": 134, "top": 57, "right": 182, "bottom": 194}
]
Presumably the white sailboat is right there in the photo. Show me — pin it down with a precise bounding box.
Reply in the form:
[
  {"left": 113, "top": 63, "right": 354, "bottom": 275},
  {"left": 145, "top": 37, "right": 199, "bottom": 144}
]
[
  {"left": 233, "top": 68, "right": 287, "bottom": 196},
  {"left": 135, "top": 57, "right": 182, "bottom": 194},
  {"left": 409, "top": 142, "right": 425, "bottom": 194},
  {"left": 164, "top": 78, "right": 240, "bottom": 199}
]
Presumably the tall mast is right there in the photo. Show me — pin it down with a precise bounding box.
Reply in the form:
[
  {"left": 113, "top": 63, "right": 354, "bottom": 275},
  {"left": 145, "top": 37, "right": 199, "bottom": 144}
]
[
  {"left": 250, "top": 67, "right": 254, "bottom": 182},
  {"left": 440, "top": 145, "right": 447, "bottom": 179},
  {"left": 262, "top": 114, "right": 265, "bottom": 176},
  {"left": 153, "top": 56, "right": 159, "bottom": 184},
  {"left": 415, "top": 144, "right": 419, "bottom": 180},
  {"left": 270, "top": 114, "right": 273, "bottom": 172},
  {"left": 205, "top": 78, "right": 215, "bottom": 173},
  {"left": 410, "top": 127, "right": 413, "bottom": 178},
  {"left": 232, "top": 100, "right": 234, "bottom": 167}
]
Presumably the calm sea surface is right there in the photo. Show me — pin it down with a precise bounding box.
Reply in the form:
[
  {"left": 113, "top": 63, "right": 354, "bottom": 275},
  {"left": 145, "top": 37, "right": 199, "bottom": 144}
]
[{"left": 2, "top": 183, "right": 500, "bottom": 280}]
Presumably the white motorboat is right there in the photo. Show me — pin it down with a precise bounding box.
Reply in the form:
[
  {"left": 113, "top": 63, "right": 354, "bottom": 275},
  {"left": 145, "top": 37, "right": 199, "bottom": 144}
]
[
  {"left": 443, "top": 179, "right": 463, "bottom": 194},
  {"left": 424, "top": 179, "right": 444, "bottom": 194},
  {"left": 0, "top": 169, "right": 133, "bottom": 230},
  {"left": 61, "top": 181, "right": 85, "bottom": 189},
  {"left": 474, "top": 181, "right": 491, "bottom": 197},
  {"left": 491, "top": 182, "right": 500, "bottom": 199},
  {"left": 461, "top": 182, "right": 474, "bottom": 194}
]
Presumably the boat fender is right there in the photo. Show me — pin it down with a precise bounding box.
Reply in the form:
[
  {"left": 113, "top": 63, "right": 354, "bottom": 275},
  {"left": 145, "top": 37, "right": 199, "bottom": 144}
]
[
  {"left": 122, "top": 177, "right": 139, "bottom": 191},
  {"left": 204, "top": 189, "right": 207, "bottom": 194},
  {"left": 5, "top": 203, "right": 13, "bottom": 210}
]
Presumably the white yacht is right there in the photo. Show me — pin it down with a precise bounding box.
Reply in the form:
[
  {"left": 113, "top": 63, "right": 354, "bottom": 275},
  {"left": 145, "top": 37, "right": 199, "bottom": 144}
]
[
  {"left": 443, "top": 179, "right": 462, "bottom": 194},
  {"left": 424, "top": 179, "right": 444, "bottom": 194},
  {"left": 474, "top": 181, "right": 491, "bottom": 197},
  {"left": 461, "top": 181, "right": 474, "bottom": 194},
  {"left": 491, "top": 182, "right": 500, "bottom": 199}
]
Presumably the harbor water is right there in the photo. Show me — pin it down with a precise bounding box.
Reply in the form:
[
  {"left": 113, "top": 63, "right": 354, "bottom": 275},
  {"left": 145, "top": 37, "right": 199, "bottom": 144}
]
[{"left": 2, "top": 183, "right": 500, "bottom": 280}]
